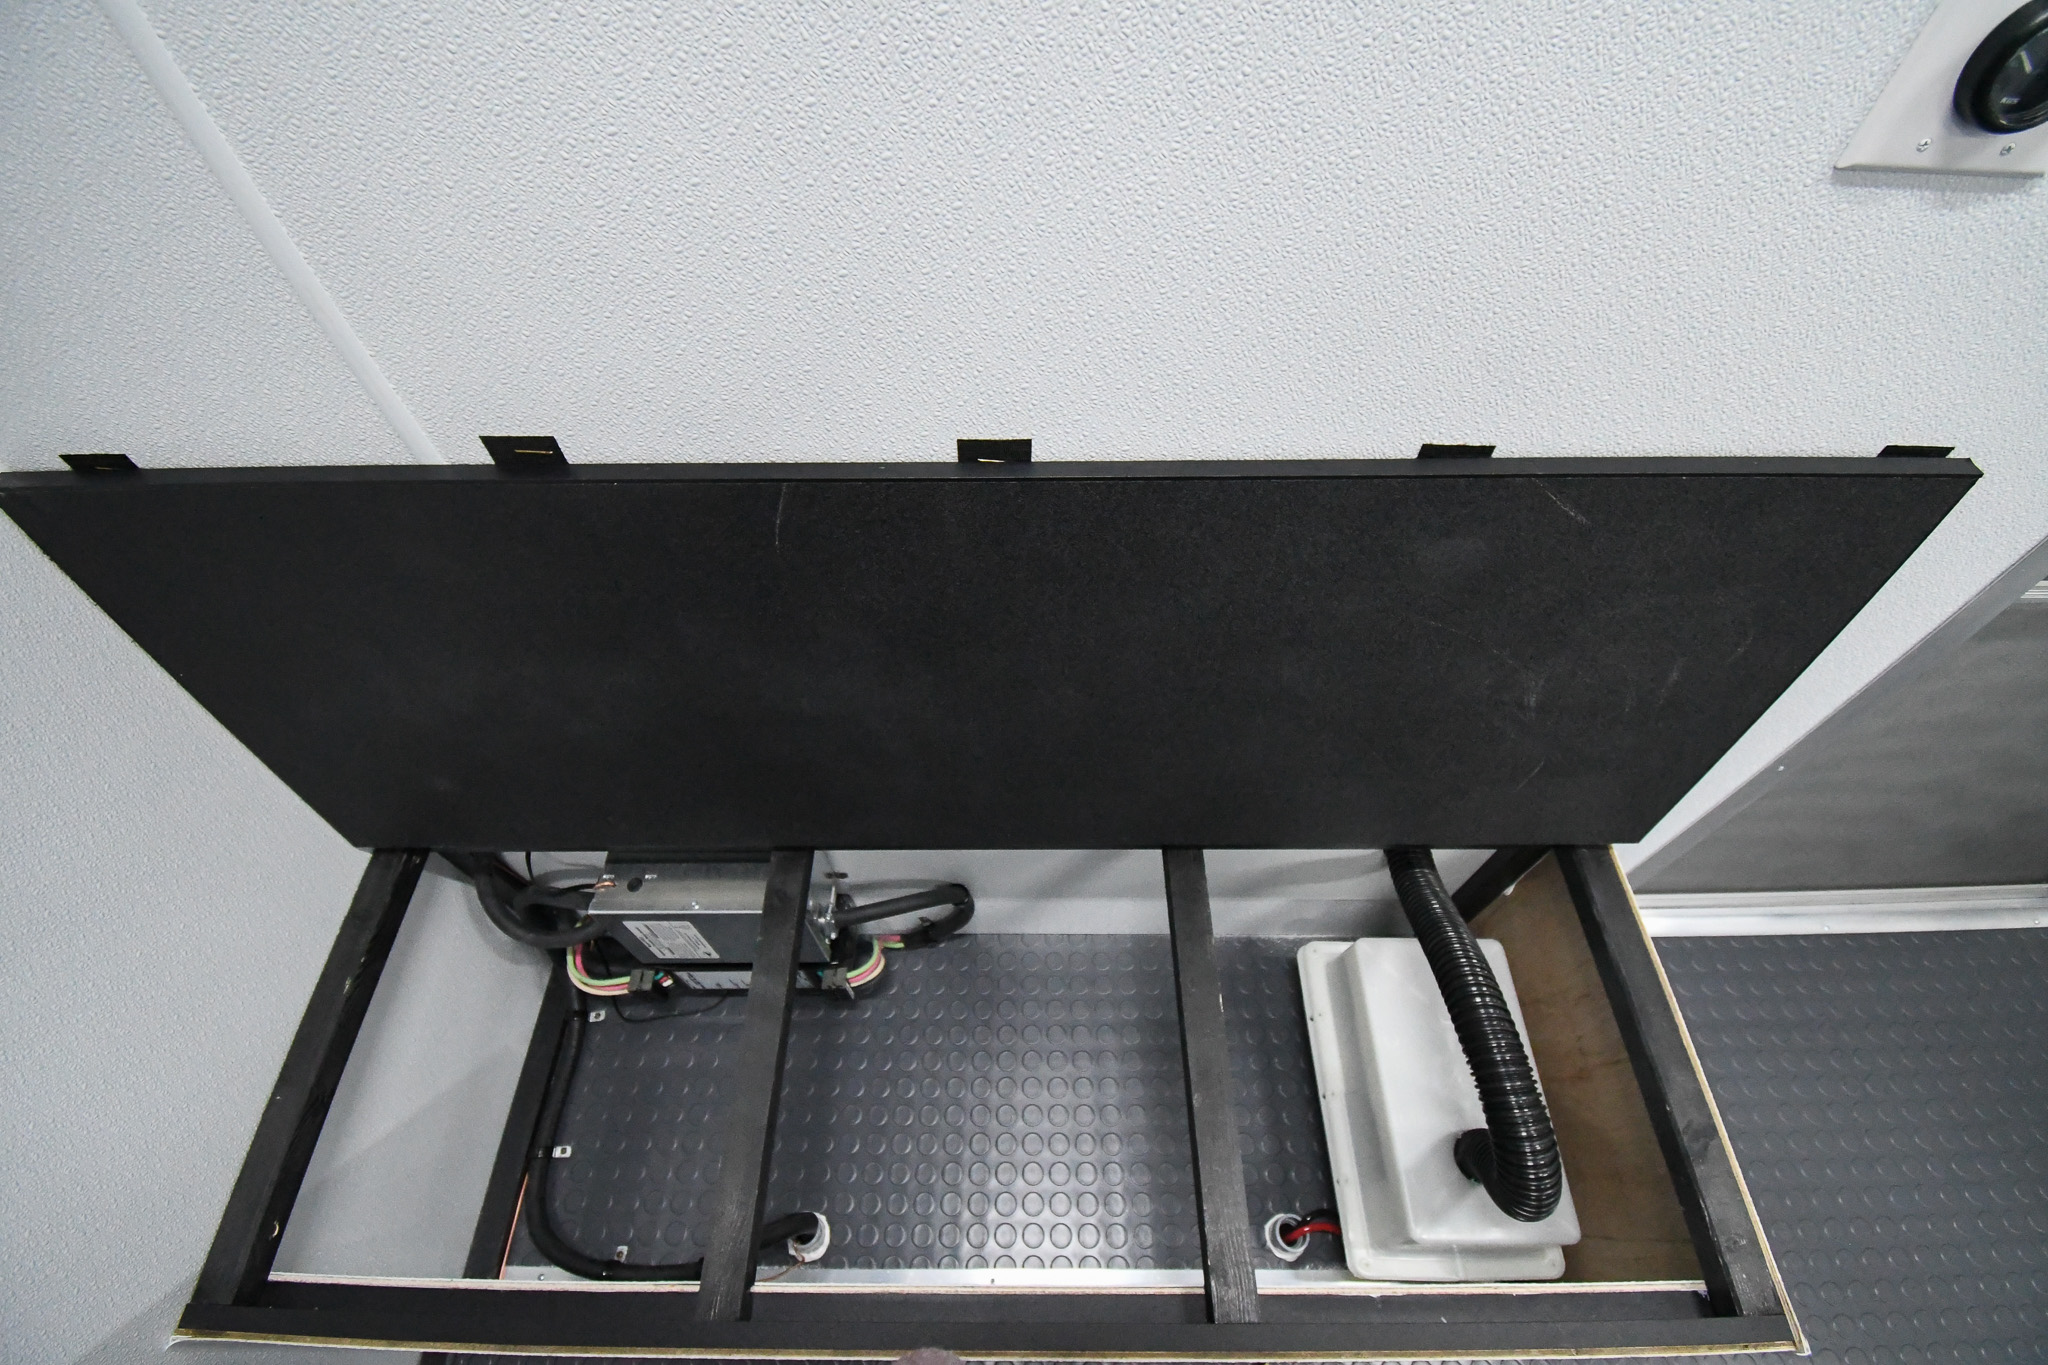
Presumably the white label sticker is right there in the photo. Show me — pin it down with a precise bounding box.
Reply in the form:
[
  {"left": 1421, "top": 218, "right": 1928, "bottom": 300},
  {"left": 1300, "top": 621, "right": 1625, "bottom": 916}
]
[
  {"left": 622, "top": 918, "right": 719, "bottom": 960},
  {"left": 676, "top": 969, "right": 752, "bottom": 991}
]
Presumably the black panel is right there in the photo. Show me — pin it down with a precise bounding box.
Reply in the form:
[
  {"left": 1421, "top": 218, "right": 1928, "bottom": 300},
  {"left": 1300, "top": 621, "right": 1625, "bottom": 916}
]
[
  {"left": 192, "top": 850, "right": 426, "bottom": 1305},
  {"left": 0, "top": 458, "right": 1972, "bottom": 850}
]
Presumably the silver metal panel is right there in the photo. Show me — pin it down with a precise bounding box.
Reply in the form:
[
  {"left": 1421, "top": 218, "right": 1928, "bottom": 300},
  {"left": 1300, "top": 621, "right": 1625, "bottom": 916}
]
[
  {"left": 589, "top": 861, "right": 772, "bottom": 917},
  {"left": 1640, "top": 598, "right": 2048, "bottom": 893},
  {"left": 587, "top": 859, "right": 831, "bottom": 964}
]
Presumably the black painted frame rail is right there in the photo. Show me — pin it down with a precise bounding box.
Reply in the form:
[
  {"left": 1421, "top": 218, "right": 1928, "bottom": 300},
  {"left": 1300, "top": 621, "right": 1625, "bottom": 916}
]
[
  {"left": 1163, "top": 848, "right": 1261, "bottom": 1323},
  {"left": 694, "top": 849, "right": 816, "bottom": 1321},
  {"left": 1453, "top": 846, "right": 1548, "bottom": 920},
  {"left": 1555, "top": 846, "right": 1783, "bottom": 1318},
  {"left": 191, "top": 849, "right": 427, "bottom": 1306},
  {"left": 459, "top": 961, "right": 571, "bottom": 1279},
  {"left": 181, "top": 843, "right": 1798, "bottom": 1359},
  {"left": 183, "top": 1280, "right": 1796, "bottom": 1357}
]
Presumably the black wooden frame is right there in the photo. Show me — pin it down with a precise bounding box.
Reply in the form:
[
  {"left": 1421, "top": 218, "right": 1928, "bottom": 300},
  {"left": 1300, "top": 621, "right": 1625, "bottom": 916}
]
[{"left": 178, "top": 846, "right": 1799, "bottom": 1359}]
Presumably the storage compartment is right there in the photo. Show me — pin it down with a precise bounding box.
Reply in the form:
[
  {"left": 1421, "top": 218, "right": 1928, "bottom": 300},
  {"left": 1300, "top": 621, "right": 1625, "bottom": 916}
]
[
  {"left": 486, "top": 859, "right": 1708, "bottom": 1299},
  {"left": 211, "top": 847, "right": 1793, "bottom": 1358},
  {"left": 4, "top": 455, "right": 1926, "bottom": 1358}
]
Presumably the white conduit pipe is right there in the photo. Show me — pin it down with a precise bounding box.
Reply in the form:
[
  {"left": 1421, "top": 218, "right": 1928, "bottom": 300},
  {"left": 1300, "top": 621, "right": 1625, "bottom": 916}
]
[{"left": 97, "top": 0, "right": 447, "bottom": 464}]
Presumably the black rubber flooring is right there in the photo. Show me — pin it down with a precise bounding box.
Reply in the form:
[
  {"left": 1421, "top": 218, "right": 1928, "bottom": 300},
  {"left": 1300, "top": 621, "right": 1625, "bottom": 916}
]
[
  {"left": 508, "top": 936, "right": 1339, "bottom": 1276},
  {"left": 1653, "top": 930, "right": 2048, "bottom": 1365},
  {"left": 447, "top": 928, "right": 2048, "bottom": 1364}
]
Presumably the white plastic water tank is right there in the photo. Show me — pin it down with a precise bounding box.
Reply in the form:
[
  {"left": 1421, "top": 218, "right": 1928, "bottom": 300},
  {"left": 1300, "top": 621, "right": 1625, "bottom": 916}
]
[{"left": 1298, "top": 938, "right": 1581, "bottom": 1281}]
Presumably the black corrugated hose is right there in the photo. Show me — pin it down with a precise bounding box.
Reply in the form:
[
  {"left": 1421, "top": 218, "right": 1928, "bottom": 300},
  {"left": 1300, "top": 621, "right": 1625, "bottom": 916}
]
[
  {"left": 833, "top": 882, "right": 975, "bottom": 949},
  {"left": 1385, "top": 846, "right": 1562, "bottom": 1223},
  {"left": 522, "top": 958, "right": 822, "bottom": 1280},
  {"left": 441, "top": 850, "right": 607, "bottom": 949}
]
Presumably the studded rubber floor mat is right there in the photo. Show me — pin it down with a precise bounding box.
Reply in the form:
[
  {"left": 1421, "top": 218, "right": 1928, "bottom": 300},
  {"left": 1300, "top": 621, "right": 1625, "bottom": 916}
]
[
  {"left": 473, "top": 928, "right": 2048, "bottom": 1363},
  {"left": 510, "top": 934, "right": 1343, "bottom": 1275}
]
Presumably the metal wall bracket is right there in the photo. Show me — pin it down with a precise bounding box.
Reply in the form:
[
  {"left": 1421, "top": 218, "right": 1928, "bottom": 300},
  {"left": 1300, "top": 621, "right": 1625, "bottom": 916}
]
[
  {"left": 59, "top": 452, "right": 137, "bottom": 475},
  {"left": 479, "top": 435, "right": 568, "bottom": 472},
  {"left": 956, "top": 437, "right": 1032, "bottom": 463}
]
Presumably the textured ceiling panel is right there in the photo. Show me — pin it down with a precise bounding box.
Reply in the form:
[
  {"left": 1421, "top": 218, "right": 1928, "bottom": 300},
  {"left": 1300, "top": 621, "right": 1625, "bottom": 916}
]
[
  {"left": 142, "top": 0, "right": 2044, "bottom": 466},
  {"left": 0, "top": 2, "right": 402, "bottom": 470}
]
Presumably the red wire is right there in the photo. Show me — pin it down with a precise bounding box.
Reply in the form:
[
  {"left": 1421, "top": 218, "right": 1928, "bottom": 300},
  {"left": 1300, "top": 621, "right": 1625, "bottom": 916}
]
[{"left": 1283, "top": 1219, "right": 1342, "bottom": 1243}]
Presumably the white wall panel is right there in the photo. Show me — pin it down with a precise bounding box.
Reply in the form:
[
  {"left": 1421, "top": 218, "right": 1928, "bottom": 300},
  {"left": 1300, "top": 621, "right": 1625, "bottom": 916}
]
[
  {"left": 0, "top": 2, "right": 402, "bottom": 470},
  {"left": 0, "top": 513, "right": 396, "bottom": 1360}
]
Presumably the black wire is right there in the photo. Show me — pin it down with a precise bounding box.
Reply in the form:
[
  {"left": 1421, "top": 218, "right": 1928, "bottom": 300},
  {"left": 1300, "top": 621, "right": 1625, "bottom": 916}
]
[
  {"left": 612, "top": 992, "right": 733, "bottom": 1024},
  {"left": 523, "top": 957, "right": 820, "bottom": 1280},
  {"left": 512, "top": 876, "right": 598, "bottom": 922},
  {"left": 1278, "top": 1208, "right": 1340, "bottom": 1242},
  {"left": 442, "top": 851, "right": 607, "bottom": 949},
  {"left": 525, "top": 851, "right": 535, "bottom": 880},
  {"left": 836, "top": 883, "right": 974, "bottom": 948},
  {"left": 575, "top": 932, "right": 639, "bottom": 979}
]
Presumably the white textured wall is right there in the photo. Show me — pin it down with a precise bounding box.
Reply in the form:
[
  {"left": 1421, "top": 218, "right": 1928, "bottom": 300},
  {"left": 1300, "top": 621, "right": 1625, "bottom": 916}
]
[
  {"left": 1, "top": 0, "right": 2045, "bottom": 1359},
  {"left": 0, "top": 531, "right": 399, "bottom": 1364}
]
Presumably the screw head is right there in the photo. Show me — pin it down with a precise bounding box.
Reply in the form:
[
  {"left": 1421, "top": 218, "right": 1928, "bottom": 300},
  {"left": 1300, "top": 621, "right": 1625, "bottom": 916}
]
[{"left": 1916, "top": 138, "right": 1931, "bottom": 151}]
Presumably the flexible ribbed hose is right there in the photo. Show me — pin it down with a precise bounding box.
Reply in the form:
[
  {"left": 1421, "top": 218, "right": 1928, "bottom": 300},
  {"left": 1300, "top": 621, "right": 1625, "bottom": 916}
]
[
  {"left": 1385, "top": 847, "right": 1562, "bottom": 1223},
  {"left": 442, "top": 851, "right": 606, "bottom": 949}
]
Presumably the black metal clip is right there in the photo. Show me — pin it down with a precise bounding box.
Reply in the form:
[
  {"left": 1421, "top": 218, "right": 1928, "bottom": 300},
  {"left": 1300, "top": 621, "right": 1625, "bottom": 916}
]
[
  {"left": 480, "top": 435, "right": 569, "bottom": 473},
  {"left": 957, "top": 438, "right": 1032, "bottom": 464},
  {"left": 60, "top": 452, "right": 138, "bottom": 475}
]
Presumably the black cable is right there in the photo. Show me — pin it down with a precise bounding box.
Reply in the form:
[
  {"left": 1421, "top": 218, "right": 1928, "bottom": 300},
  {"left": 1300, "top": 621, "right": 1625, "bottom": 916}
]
[
  {"left": 613, "top": 992, "right": 732, "bottom": 1024},
  {"left": 441, "top": 851, "right": 607, "bottom": 949},
  {"left": 511, "top": 875, "right": 600, "bottom": 924},
  {"left": 836, "top": 883, "right": 974, "bottom": 948},
  {"left": 1385, "top": 846, "right": 1563, "bottom": 1224},
  {"left": 523, "top": 959, "right": 821, "bottom": 1279}
]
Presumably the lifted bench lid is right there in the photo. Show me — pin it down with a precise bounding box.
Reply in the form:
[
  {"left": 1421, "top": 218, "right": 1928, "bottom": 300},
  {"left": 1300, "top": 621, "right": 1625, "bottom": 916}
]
[{"left": 0, "top": 455, "right": 1975, "bottom": 851}]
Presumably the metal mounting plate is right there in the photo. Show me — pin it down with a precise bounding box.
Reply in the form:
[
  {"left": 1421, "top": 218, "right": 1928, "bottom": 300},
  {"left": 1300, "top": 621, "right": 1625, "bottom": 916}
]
[{"left": 1837, "top": 0, "right": 2048, "bottom": 176}]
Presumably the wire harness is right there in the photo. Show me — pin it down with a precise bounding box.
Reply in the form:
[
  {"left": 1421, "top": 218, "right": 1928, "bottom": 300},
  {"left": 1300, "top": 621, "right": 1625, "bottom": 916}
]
[
  {"left": 522, "top": 957, "right": 826, "bottom": 1281},
  {"left": 834, "top": 882, "right": 974, "bottom": 950}
]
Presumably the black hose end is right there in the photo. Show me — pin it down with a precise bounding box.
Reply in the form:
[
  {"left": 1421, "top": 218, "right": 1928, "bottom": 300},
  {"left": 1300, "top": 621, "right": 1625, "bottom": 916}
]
[{"left": 1453, "top": 1128, "right": 1494, "bottom": 1185}]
